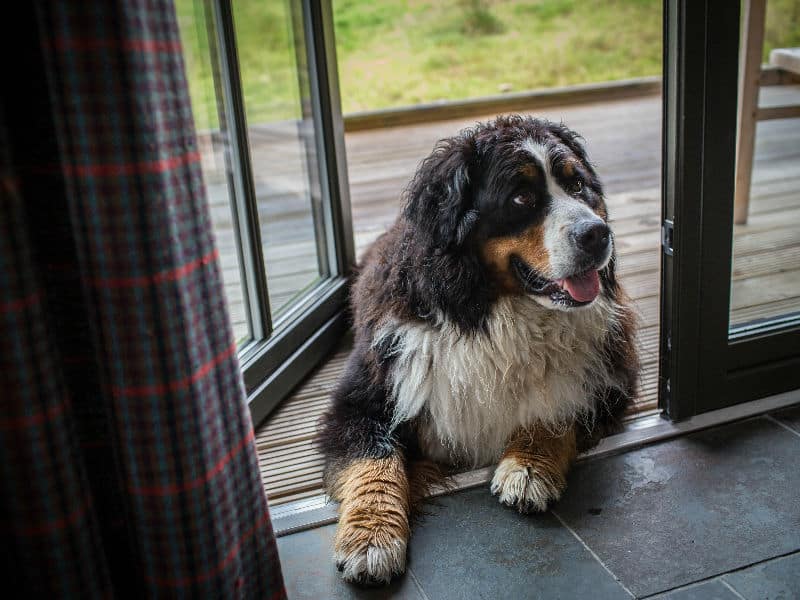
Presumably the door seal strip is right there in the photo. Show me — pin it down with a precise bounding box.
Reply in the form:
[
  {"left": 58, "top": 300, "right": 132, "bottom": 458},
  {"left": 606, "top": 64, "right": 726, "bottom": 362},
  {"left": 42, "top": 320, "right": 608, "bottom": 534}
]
[{"left": 271, "top": 388, "right": 800, "bottom": 537}]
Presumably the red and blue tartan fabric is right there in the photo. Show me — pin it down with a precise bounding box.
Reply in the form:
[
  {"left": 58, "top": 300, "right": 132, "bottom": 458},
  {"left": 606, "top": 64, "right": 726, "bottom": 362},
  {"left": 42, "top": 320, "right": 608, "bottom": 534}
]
[{"left": 0, "top": 2, "right": 285, "bottom": 597}]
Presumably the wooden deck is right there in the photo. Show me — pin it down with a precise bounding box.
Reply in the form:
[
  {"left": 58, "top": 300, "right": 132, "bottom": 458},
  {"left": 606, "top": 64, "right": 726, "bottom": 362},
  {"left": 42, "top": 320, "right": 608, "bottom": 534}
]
[{"left": 241, "top": 86, "right": 800, "bottom": 506}]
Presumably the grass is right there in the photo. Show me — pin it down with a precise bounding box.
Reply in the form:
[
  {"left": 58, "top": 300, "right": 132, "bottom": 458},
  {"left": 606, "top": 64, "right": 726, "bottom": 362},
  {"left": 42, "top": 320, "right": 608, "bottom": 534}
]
[
  {"left": 333, "top": 0, "right": 663, "bottom": 113},
  {"left": 763, "top": 0, "right": 800, "bottom": 62},
  {"left": 174, "top": 0, "right": 800, "bottom": 130},
  {"left": 175, "top": 0, "right": 305, "bottom": 130}
]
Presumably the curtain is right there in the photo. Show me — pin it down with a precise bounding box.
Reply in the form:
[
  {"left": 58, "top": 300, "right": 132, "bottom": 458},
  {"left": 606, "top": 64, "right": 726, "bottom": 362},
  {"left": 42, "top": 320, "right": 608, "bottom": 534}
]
[{"left": 0, "top": 1, "right": 285, "bottom": 597}]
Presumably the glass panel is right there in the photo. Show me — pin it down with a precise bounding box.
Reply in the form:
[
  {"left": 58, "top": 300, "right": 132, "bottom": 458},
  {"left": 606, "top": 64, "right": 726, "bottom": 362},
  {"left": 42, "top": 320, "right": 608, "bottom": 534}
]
[
  {"left": 233, "top": 0, "right": 328, "bottom": 324},
  {"left": 730, "top": 0, "right": 800, "bottom": 332},
  {"left": 338, "top": 2, "right": 663, "bottom": 414},
  {"left": 175, "top": 0, "right": 251, "bottom": 345}
]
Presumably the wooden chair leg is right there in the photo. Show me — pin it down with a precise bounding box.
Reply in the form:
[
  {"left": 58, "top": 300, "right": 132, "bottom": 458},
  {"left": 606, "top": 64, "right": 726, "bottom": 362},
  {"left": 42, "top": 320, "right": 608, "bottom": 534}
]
[{"left": 735, "top": 0, "right": 767, "bottom": 225}]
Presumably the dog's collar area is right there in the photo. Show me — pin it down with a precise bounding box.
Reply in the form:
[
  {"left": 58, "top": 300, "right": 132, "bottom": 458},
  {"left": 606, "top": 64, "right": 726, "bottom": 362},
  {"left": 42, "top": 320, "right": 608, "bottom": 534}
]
[{"left": 510, "top": 256, "right": 594, "bottom": 308}]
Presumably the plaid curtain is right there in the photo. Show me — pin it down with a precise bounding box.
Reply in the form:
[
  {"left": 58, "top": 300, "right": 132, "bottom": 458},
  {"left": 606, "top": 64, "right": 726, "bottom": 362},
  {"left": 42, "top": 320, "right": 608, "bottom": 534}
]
[{"left": 0, "top": 2, "right": 285, "bottom": 598}]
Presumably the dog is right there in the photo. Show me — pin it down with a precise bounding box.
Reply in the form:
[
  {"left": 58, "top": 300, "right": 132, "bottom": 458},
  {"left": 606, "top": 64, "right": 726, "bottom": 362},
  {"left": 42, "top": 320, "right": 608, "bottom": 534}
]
[{"left": 318, "top": 115, "right": 639, "bottom": 585}]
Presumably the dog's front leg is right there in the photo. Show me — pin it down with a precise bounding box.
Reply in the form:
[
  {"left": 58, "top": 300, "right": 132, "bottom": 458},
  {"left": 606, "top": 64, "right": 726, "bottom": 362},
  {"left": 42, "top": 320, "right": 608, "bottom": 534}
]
[
  {"left": 490, "top": 425, "right": 577, "bottom": 513},
  {"left": 329, "top": 453, "right": 410, "bottom": 585}
]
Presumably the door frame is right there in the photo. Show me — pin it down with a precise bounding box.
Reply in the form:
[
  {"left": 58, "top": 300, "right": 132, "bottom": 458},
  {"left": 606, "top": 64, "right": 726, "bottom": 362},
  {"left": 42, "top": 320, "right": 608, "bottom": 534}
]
[
  {"left": 204, "top": 0, "right": 354, "bottom": 426},
  {"left": 660, "top": 0, "right": 800, "bottom": 421}
]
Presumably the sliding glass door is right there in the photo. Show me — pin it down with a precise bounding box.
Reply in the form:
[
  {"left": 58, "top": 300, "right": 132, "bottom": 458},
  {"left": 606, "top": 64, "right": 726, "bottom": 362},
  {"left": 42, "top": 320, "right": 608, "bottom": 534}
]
[
  {"left": 175, "top": 0, "right": 798, "bottom": 426},
  {"left": 176, "top": 0, "right": 353, "bottom": 424},
  {"left": 660, "top": 0, "right": 800, "bottom": 420}
]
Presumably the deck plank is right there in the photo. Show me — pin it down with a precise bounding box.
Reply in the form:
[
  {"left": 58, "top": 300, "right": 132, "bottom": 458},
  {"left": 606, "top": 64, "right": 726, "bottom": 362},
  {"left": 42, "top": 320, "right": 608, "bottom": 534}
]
[{"left": 250, "top": 87, "right": 799, "bottom": 505}]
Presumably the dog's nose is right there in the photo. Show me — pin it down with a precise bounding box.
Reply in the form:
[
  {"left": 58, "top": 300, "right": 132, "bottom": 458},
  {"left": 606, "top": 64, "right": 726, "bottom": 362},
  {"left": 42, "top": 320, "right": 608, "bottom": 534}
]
[{"left": 574, "top": 221, "right": 611, "bottom": 256}]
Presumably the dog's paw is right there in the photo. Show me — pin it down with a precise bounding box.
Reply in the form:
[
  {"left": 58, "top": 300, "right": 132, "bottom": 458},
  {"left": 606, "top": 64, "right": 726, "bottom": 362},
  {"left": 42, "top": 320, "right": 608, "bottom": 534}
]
[
  {"left": 490, "top": 456, "right": 566, "bottom": 513},
  {"left": 334, "top": 532, "right": 407, "bottom": 585}
]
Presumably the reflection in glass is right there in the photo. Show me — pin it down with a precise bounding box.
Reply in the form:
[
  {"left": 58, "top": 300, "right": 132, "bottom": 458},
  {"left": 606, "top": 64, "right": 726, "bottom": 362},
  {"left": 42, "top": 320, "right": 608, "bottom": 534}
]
[
  {"left": 175, "top": 0, "right": 251, "bottom": 345},
  {"left": 233, "top": 0, "right": 328, "bottom": 323},
  {"left": 730, "top": 0, "right": 800, "bottom": 331}
]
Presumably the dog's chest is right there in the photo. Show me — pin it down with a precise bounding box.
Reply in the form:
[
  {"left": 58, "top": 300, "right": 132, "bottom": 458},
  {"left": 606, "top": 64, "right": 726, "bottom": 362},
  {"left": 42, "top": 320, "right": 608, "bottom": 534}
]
[{"left": 381, "top": 297, "right": 616, "bottom": 467}]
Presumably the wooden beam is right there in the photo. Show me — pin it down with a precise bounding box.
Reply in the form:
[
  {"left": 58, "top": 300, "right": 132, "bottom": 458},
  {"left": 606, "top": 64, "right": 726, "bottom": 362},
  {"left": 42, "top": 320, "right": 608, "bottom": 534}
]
[
  {"left": 735, "top": 0, "right": 767, "bottom": 225},
  {"left": 759, "top": 65, "right": 800, "bottom": 86},
  {"left": 342, "top": 76, "right": 662, "bottom": 132},
  {"left": 757, "top": 105, "right": 800, "bottom": 120}
]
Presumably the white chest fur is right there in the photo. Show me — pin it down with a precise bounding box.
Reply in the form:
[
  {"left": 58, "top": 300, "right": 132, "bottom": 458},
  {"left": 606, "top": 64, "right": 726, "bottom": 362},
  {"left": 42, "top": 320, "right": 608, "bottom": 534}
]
[{"left": 376, "top": 296, "right": 622, "bottom": 467}]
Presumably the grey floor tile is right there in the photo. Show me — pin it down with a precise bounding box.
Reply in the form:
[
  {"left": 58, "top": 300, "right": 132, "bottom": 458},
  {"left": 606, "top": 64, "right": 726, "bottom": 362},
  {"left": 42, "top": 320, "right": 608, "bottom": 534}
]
[
  {"left": 723, "top": 552, "right": 800, "bottom": 600},
  {"left": 276, "top": 524, "right": 424, "bottom": 600},
  {"left": 772, "top": 405, "right": 800, "bottom": 436},
  {"left": 408, "top": 488, "right": 631, "bottom": 600},
  {"left": 553, "top": 417, "right": 800, "bottom": 598},
  {"left": 650, "top": 579, "right": 741, "bottom": 600}
]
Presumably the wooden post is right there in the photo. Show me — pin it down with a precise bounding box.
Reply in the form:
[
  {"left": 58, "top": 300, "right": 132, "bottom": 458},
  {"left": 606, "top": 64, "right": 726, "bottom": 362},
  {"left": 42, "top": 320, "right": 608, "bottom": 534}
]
[{"left": 734, "top": 0, "right": 767, "bottom": 225}]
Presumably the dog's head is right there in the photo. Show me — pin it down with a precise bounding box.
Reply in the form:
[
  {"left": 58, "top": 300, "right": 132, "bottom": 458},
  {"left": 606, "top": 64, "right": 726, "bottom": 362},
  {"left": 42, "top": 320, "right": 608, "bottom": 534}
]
[{"left": 403, "top": 115, "right": 615, "bottom": 312}]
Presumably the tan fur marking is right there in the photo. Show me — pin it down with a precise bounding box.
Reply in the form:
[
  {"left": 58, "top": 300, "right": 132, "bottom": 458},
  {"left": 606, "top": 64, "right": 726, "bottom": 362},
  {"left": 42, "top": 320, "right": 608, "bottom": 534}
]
[
  {"left": 562, "top": 161, "right": 575, "bottom": 177},
  {"left": 520, "top": 163, "right": 540, "bottom": 179},
  {"left": 407, "top": 459, "right": 449, "bottom": 514},
  {"left": 491, "top": 425, "right": 577, "bottom": 513},
  {"left": 332, "top": 456, "right": 410, "bottom": 583},
  {"left": 481, "top": 223, "right": 550, "bottom": 292}
]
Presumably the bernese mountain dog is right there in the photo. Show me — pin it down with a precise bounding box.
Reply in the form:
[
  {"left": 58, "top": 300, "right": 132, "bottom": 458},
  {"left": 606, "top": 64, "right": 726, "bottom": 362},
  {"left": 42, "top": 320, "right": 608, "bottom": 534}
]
[{"left": 319, "top": 115, "right": 639, "bottom": 585}]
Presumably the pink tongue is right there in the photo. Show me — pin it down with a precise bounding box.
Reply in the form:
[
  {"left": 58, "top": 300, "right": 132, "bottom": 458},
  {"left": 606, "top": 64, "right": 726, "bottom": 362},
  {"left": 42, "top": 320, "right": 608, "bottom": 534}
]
[{"left": 557, "top": 270, "right": 600, "bottom": 303}]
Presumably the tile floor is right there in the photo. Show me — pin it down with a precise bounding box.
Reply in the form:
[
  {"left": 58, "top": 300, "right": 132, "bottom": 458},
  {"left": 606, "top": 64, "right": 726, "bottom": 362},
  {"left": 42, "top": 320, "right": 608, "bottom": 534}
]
[{"left": 276, "top": 407, "right": 800, "bottom": 599}]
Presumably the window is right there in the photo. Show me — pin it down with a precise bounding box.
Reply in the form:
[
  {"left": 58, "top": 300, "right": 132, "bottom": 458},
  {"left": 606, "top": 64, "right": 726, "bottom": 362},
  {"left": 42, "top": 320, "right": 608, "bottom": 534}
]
[{"left": 175, "top": 0, "right": 353, "bottom": 422}]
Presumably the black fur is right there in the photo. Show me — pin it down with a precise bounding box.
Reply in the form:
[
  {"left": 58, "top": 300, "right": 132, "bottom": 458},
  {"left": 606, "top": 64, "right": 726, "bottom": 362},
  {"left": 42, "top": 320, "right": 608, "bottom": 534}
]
[{"left": 318, "top": 115, "right": 639, "bottom": 484}]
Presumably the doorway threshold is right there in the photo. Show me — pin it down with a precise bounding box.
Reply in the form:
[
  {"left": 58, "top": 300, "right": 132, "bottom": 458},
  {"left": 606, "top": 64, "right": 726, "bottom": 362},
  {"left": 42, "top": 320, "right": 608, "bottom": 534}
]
[{"left": 270, "top": 388, "right": 800, "bottom": 537}]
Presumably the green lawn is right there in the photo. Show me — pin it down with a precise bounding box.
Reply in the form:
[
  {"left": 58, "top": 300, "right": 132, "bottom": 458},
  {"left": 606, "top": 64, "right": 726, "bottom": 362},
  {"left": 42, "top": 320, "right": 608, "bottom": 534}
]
[
  {"left": 175, "top": 0, "right": 800, "bottom": 130},
  {"left": 175, "top": 0, "right": 306, "bottom": 131},
  {"left": 334, "top": 0, "right": 663, "bottom": 113}
]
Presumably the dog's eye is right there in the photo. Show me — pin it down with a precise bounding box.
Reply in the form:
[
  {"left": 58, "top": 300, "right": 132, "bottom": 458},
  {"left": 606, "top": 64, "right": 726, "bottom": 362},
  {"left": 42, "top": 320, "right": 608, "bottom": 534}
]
[
  {"left": 567, "top": 180, "right": 583, "bottom": 196},
  {"left": 512, "top": 195, "right": 531, "bottom": 207}
]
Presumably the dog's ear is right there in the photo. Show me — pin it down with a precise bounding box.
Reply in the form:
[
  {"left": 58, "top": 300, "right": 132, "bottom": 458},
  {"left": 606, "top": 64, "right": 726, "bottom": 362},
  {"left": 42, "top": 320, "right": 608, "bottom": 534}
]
[
  {"left": 549, "top": 122, "right": 589, "bottom": 164},
  {"left": 402, "top": 133, "right": 478, "bottom": 249},
  {"left": 550, "top": 122, "right": 603, "bottom": 192}
]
